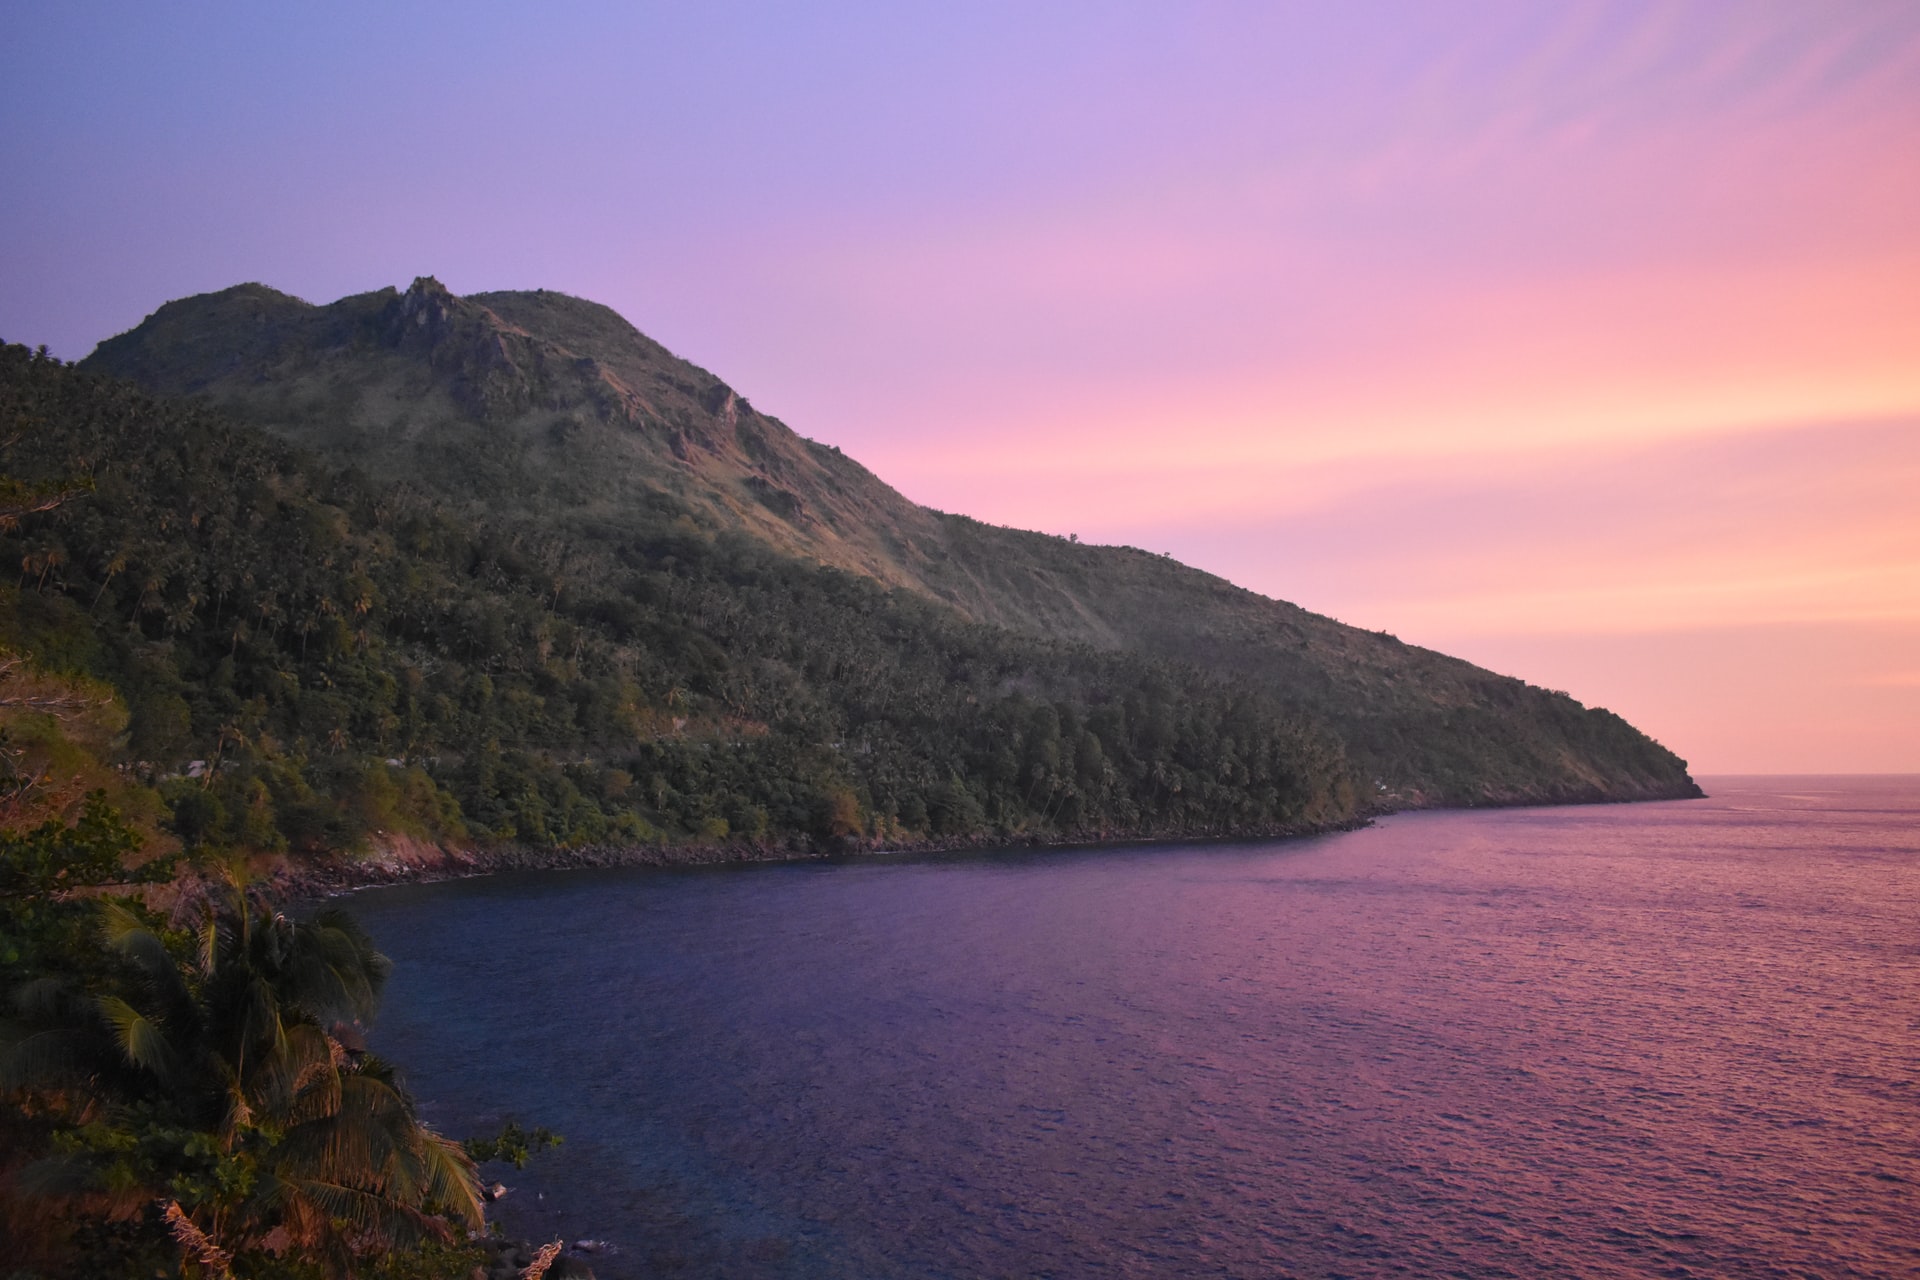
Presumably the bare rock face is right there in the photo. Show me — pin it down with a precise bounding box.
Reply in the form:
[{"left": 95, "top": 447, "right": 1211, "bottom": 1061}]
[
  {"left": 699, "top": 381, "right": 741, "bottom": 426},
  {"left": 78, "top": 276, "right": 1703, "bottom": 808},
  {"left": 383, "top": 276, "right": 544, "bottom": 419},
  {"left": 395, "top": 274, "right": 456, "bottom": 332},
  {"left": 83, "top": 277, "right": 918, "bottom": 552},
  {"left": 745, "top": 474, "right": 811, "bottom": 524}
]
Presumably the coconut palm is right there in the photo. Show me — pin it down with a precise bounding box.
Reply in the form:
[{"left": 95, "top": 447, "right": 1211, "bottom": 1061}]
[{"left": 3, "top": 880, "right": 482, "bottom": 1276}]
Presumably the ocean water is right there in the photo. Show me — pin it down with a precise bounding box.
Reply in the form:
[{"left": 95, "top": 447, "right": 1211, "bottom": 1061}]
[{"left": 349, "top": 776, "right": 1920, "bottom": 1279}]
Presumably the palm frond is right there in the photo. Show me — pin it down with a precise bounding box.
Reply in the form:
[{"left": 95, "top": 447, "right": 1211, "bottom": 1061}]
[
  {"left": 94, "top": 994, "right": 178, "bottom": 1080},
  {"left": 419, "top": 1127, "right": 484, "bottom": 1230},
  {"left": 275, "top": 910, "right": 391, "bottom": 1027},
  {"left": 220, "top": 1080, "right": 254, "bottom": 1147},
  {"left": 7, "top": 974, "right": 74, "bottom": 1021},
  {"left": 281, "top": 1177, "right": 445, "bottom": 1251},
  {"left": 263, "top": 1023, "right": 342, "bottom": 1120},
  {"left": 0, "top": 1025, "right": 114, "bottom": 1094},
  {"left": 100, "top": 905, "right": 196, "bottom": 1016},
  {"left": 94, "top": 898, "right": 148, "bottom": 944},
  {"left": 196, "top": 910, "right": 219, "bottom": 979},
  {"left": 16, "top": 1149, "right": 108, "bottom": 1200}
]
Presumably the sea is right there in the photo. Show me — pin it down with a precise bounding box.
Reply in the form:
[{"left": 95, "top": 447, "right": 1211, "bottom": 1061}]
[{"left": 348, "top": 776, "right": 1920, "bottom": 1279}]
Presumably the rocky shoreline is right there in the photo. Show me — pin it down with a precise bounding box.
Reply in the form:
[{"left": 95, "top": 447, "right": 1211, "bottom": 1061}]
[
  {"left": 257, "top": 816, "right": 1378, "bottom": 900},
  {"left": 476, "top": 1234, "right": 609, "bottom": 1280},
  {"left": 231, "top": 787, "right": 1697, "bottom": 1277},
  {"left": 249, "top": 773, "right": 1707, "bottom": 902}
]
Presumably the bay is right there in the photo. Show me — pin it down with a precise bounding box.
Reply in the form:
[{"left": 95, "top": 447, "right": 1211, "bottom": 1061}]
[{"left": 349, "top": 776, "right": 1920, "bottom": 1278}]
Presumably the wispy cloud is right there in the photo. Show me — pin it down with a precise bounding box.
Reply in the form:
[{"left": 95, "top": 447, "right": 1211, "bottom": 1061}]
[
  {"left": 2, "top": 0, "right": 1916, "bottom": 769},
  {"left": 1113, "top": 415, "right": 1920, "bottom": 638}
]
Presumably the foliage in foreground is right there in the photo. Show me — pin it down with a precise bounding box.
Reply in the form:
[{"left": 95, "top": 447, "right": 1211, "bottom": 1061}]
[{"left": 0, "top": 803, "right": 485, "bottom": 1279}]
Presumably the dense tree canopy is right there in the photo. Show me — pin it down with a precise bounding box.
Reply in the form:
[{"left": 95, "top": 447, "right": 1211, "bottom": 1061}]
[
  {"left": 0, "top": 342, "right": 1359, "bottom": 862},
  {"left": 0, "top": 337, "right": 1363, "bottom": 1277}
]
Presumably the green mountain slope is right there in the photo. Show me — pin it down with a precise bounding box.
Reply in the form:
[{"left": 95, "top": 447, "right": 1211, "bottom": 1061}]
[
  {"left": 81, "top": 278, "right": 1701, "bottom": 809},
  {"left": 0, "top": 342, "right": 1361, "bottom": 863}
]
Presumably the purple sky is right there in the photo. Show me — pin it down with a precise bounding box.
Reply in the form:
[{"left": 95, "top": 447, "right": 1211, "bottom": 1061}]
[{"left": 4, "top": 1, "right": 1917, "bottom": 771}]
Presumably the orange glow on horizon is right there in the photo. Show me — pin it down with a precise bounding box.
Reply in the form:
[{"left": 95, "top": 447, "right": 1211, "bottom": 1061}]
[
  {"left": 861, "top": 246, "right": 1920, "bottom": 487},
  {"left": 7, "top": 1, "right": 1917, "bottom": 772}
]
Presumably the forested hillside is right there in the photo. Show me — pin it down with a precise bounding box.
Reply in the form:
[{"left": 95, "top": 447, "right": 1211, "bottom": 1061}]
[
  {"left": 0, "top": 314, "right": 1699, "bottom": 1274},
  {"left": 81, "top": 278, "right": 1701, "bottom": 810},
  {"left": 0, "top": 342, "right": 1359, "bottom": 863}
]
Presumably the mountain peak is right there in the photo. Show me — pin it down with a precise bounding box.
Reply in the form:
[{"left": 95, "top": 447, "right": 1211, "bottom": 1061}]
[
  {"left": 83, "top": 277, "right": 947, "bottom": 589},
  {"left": 71, "top": 275, "right": 1701, "bottom": 806},
  {"left": 397, "top": 275, "right": 457, "bottom": 327}
]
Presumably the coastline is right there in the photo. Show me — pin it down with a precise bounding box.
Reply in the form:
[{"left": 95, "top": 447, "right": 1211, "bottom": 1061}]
[
  {"left": 323, "top": 779, "right": 1895, "bottom": 1279},
  {"left": 259, "top": 775, "right": 1706, "bottom": 901},
  {"left": 270, "top": 815, "right": 1377, "bottom": 900}
]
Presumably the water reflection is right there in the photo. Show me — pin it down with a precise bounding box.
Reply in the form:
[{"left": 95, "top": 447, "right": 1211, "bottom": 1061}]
[{"left": 351, "top": 777, "right": 1920, "bottom": 1278}]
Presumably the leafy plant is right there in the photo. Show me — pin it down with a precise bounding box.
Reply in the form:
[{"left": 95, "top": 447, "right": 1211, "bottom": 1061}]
[{"left": 2, "top": 845, "right": 484, "bottom": 1277}]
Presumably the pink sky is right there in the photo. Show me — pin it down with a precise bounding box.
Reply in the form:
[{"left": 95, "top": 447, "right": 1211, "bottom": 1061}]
[{"left": 2, "top": 1, "right": 1915, "bottom": 772}]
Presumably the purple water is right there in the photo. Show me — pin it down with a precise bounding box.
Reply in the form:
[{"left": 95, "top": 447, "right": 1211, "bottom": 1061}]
[{"left": 350, "top": 776, "right": 1920, "bottom": 1278}]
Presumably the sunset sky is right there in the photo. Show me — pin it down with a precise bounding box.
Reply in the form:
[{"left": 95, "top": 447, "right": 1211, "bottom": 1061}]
[{"left": 3, "top": 1, "right": 1915, "bottom": 773}]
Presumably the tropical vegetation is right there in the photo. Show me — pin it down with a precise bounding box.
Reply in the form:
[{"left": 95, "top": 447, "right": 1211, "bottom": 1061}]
[
  {"left": 0, "top": 340, "right": 1361, "bottom": 864},
  {"left": 0, "top": 801, "right": 486, "bottom": 1278},
  {"left": 0, "top": 272, "right": 1700, "bottom": 1276}
]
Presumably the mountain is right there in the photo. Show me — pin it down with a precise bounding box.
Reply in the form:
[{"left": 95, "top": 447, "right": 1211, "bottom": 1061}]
[{"left": 77, "top": 278, "right": 1700, "bottom": 812}]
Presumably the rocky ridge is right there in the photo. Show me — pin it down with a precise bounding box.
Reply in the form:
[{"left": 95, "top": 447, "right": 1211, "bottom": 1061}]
[{"left": 82, "top": 278, "right": 1704, "bottom": 807}]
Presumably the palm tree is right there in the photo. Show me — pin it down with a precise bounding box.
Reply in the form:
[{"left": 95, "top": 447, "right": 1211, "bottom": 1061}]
[{"left": 3, "top": 879, "right": 482, "bottom": 1276}]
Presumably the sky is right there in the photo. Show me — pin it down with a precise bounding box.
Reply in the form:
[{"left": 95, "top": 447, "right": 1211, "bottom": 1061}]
[{"left": 3, "top": 1, "right": 1916, "bottom": 773}]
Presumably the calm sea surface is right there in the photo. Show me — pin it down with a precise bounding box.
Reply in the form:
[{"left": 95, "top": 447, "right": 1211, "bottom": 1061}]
[{"left": 350, "top": 776, "right": 1920, "bottom": 1279}]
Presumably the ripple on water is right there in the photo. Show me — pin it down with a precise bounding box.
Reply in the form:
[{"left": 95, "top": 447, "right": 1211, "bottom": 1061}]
[{"left": 350, "top": 777, "right": 1920, "bottom": 1279}]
